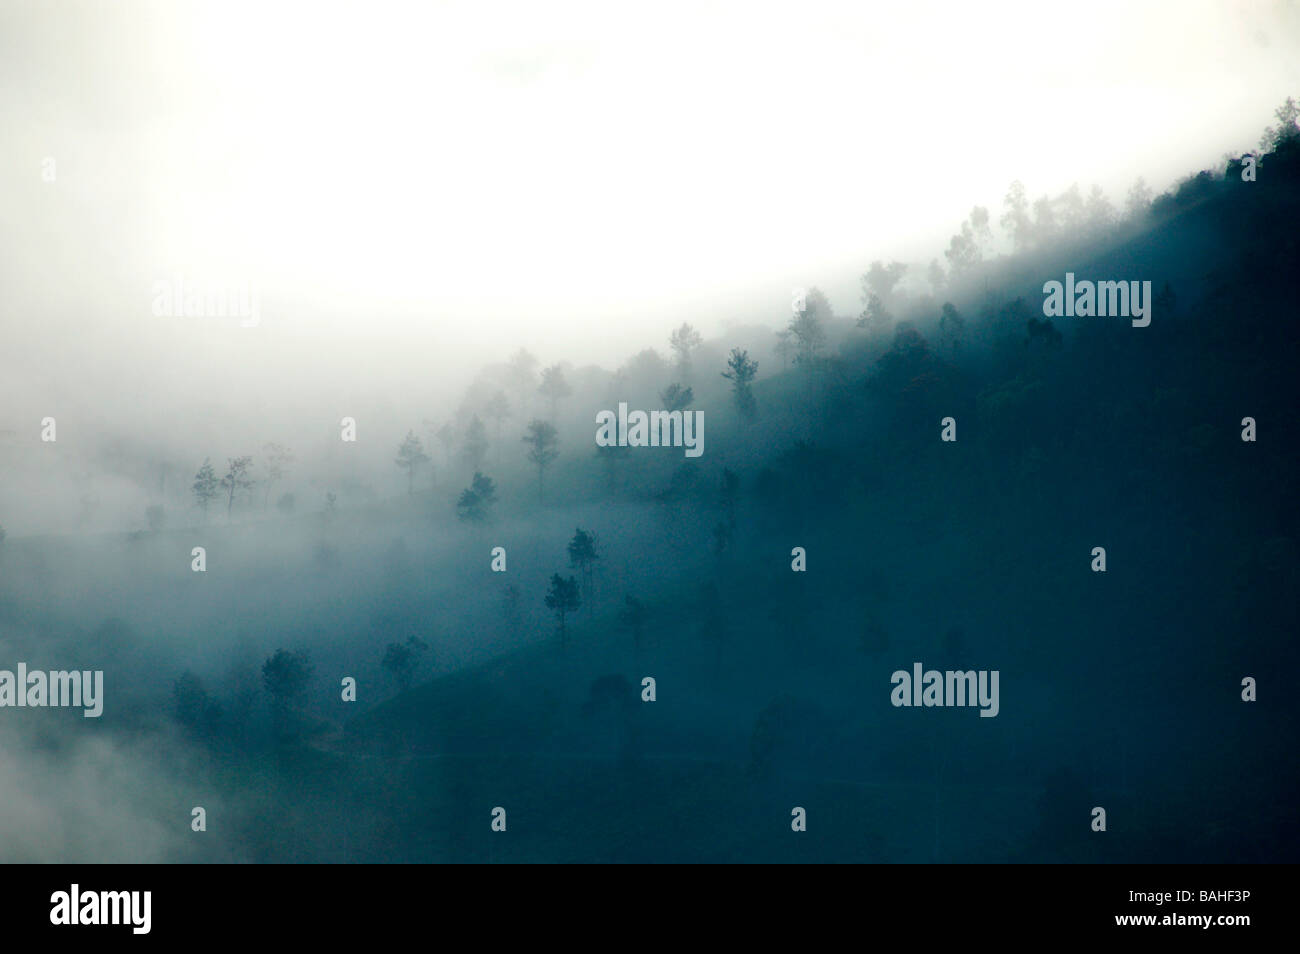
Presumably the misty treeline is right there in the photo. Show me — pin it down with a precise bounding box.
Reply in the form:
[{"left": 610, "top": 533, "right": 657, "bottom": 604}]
[
  {"left": 201, "top": 100, "right": 1294, "bottom": 688},
  {"left": 0, "top": 99, "right": 1296, "bottom": 862},
  {"left": 31, "top": 100, "right": 1280, "bottom": 545},
  {"left": 6, "top": 97, "right": 1294, "bottom": 550}
]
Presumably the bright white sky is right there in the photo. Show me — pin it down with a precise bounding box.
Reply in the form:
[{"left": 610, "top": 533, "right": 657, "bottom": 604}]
[
  {"left": 3, "top": 0, "right": 1299, "bottom": 376},
  {"left": 180, "top": 1, "right": 1300, "bottom": 327}
]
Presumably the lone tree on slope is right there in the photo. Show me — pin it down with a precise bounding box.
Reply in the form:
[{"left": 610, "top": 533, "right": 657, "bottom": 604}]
[
  {"left": 192, "top": 458, "right": 219, "bottom": 521},
  {"left": 669, "top": 323, "right": 703, "bottom": 380},
  {"left": 395, "top": 431, "right": 431, "bottom": 496},
  {"left": 721, "top": 348, "right": 759, "bottom": 420},
  {"left": 659, "top": 383, "right": 694, "bottom": 412},
  {"left": 456, "top": 472, "right": 498, "bottom": 524},
  {"left": 788, "top": 287, "right": 830, "bottom": 370},
  {"left": 220, "top": 456, "right": 254, "bottom": 520},
  {"left": 521, "top": 419, "right": 560, "bottom": 503},
  {"left": 545, "top": 574, "right": 581, "bottom": 648},
  {"left": 567, "top": 528, "right": 601, "bottom": 603}
]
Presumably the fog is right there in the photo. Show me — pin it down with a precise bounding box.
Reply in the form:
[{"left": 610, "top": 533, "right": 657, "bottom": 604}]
[
  {"left": 1, "top": 1, "right": 1298, "bottom": 863},
  {"left": 4, "top": 3, "right": 1298, "bottom": 389}
]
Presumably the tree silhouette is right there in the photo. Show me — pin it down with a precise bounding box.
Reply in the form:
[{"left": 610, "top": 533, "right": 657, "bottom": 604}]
[
  {"left": 1054, "top": 184, "right": 1085, "bottom": 234},
  {"left": 946, "top": 220, "right": 977, "bottom": 272},
  {"left": 544, "top": 574, "right": 581, "bottom": 647},
  {"left": 454, "top": 487, "right": 481, "bottom": 523},
  {"left": 1001, "top": 180, "right": 1033, "bottom": 251},
  {"left": 1084, "top": 184, "right": 1115, "bottom": 234},
  {"left": 472, "top": 471, "right": 497, "bottom": 505},
  {"left": 262, "top": 648, "right": 313, "bottom": 738},
  {"left": 659, "top": 382, "right": 694, "bottom": 412},
  {"left": 220, "top": 456, "right": 254, "bottom": 520},
  {"left": 873, "top": 322, "right": 933, "bottom": 398},
  {"left": 1259, "top": 95, "right": 1300, "bottom": 153},
  {"left": 567, "top": 528, "right": 600, "bottom": 603},
  {"left": 1124, "top": 177, "right": 1153, "bottom": 219},
  {"left": 669, "top": 322, "right": 703, "bottom": 379},
  {"left": 788, "top": 290, "right": 828, "bottom": 370},
  {"left": 395, "top": 431, "right": 430, "bottom": 496},
  {"left": 381, "top": 635, "right": 429, "bottom": 692},
  {"left": 192, "top": 458, "right": 219, "bottom": 521},
  {"left": 857, "top": 292, "right": 892, "bottom": 333},
  {"left": 721, "top": 348, "right": 759, "bottom": 419},
  {"left": 538, "top": 365, "right": 572, "bottom": 421},
  {"left": 456, "top": 472, "right": 498, "bottom": 524},
  {"left": 521, "top": 419, "right": 560, "bottom": 503},
  {"left": 945, "top": 206, "right": 990, "bottom": 274},
  {"left": 1031, "top": 194, "right": 1057, "bottom": 244},
  {"left": 263, "top": 648, "right": 313, "bottom": 703},
  {"left": 859, "top": 260, "right": 907, "bottom": 306}
]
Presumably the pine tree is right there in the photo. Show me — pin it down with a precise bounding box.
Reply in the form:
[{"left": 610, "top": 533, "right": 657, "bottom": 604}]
[
  {"left": 544, "top": 574, "right": 581, "bottom": 647},
  {"left": 395, "top": 431, "right": 430, "bottom": 496},
  {"left": 192, "top": 458, "right": 219, "bottom": 521}
]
